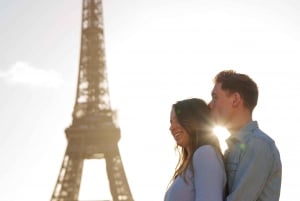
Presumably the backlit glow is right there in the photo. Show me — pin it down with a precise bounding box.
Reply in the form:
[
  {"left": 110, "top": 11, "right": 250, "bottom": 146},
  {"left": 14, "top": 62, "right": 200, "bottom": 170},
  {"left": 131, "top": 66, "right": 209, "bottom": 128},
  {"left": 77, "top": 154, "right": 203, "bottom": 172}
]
[{"left": 213, "top": 126, "right": 230, "bottom": 153}]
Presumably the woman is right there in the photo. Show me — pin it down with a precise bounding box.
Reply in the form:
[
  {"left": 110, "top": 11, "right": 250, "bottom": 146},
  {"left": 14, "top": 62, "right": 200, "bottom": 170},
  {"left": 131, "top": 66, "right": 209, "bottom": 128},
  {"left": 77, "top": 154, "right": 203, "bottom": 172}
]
[{"left": 164, "top": 98, "right": 226, "bottom": 201}]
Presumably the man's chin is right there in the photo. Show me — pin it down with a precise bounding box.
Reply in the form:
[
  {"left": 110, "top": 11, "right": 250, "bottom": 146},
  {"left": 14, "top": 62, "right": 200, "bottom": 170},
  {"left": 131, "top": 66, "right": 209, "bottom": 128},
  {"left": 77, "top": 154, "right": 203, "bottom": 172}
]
[{"left": 214, "top": 120, "right": 226, "bottom": 127}]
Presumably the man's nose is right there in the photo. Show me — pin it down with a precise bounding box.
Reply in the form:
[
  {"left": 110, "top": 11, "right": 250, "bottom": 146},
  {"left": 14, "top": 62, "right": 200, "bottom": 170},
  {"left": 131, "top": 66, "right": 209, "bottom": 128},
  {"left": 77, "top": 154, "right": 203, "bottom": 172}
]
[{"left": 208, "top": 101, "right": 212, "bottom": 109}]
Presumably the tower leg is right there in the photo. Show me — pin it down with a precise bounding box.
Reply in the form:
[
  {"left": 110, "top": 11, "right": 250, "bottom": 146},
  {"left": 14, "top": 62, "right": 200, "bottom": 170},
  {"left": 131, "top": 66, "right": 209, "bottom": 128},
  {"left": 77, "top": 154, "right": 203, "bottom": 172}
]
[
  {"left": 106, "top": 150, "right": 134, "bottom": 201},
  {"left": 51, "top": 149, "right": 84, "bottom": 201}
]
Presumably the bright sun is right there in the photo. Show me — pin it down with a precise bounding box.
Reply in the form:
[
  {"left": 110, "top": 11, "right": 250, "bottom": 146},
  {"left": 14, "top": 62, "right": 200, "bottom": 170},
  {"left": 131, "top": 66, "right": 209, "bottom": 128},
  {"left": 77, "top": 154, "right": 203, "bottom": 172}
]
[{"left": 213, "top": 126, "right": 230, "bottom": 153}]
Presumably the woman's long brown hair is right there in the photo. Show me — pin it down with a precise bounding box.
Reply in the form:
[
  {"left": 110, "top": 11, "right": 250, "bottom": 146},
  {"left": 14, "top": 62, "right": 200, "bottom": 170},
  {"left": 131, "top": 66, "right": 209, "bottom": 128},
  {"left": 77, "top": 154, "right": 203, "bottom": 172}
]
[{"left": 170, "top": 98, "right": 223, "bottom": 184}]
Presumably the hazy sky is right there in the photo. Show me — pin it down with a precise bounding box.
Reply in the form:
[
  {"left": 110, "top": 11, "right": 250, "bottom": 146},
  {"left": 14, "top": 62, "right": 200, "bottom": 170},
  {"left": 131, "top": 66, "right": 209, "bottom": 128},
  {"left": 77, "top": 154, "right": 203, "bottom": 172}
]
[{"left": 0, "top": 0, "right": 300, "bottom": 200}]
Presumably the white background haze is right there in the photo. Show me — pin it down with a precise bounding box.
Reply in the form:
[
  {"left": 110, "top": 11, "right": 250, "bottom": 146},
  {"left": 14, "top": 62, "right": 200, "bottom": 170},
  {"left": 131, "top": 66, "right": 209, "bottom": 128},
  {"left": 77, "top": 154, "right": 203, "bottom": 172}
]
[{"left": 0, "top": 0, "right": 299, "bottom": 200}]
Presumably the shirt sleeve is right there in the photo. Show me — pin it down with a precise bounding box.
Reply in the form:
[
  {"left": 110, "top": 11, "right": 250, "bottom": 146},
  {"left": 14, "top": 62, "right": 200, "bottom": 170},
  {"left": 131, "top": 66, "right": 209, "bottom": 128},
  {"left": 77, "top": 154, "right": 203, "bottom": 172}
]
[
  {"left": 226, "top": 138, "right": 276, "bottom": 201},
  {"left": 193, "top": 145, "right": 225, "bottom": 201}
]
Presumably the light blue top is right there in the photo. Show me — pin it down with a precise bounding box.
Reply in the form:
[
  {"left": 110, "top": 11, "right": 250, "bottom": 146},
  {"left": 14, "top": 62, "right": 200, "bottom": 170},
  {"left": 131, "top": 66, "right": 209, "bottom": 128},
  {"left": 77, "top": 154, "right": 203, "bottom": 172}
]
[
  {"left": 225, "top": 121, "right": 282, "bottom": 201},
  {"left": 164, "top": 145, "right": 227, "bottom": 201}
]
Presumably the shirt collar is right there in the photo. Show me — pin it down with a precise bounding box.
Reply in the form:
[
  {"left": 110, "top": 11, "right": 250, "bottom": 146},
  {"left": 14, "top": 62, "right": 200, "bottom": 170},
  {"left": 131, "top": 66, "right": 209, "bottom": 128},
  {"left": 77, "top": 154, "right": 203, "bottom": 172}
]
[{"left": 226, "top": 121, "right": 258, "bottom": 145}]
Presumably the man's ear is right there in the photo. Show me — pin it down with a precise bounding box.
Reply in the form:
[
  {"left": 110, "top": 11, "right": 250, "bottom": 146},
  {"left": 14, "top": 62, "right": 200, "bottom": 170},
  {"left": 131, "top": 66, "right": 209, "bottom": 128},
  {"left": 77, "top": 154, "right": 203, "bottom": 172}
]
[{"left": 232, "top": 92, "right": 241, "bottom": 107}]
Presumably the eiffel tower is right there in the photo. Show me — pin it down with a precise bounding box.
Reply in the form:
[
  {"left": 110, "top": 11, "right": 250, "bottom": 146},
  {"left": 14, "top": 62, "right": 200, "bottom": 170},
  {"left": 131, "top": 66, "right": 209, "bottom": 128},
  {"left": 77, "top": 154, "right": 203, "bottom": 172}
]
[{"left": 50, "top": 0, "right": 134, "bottom": 200}]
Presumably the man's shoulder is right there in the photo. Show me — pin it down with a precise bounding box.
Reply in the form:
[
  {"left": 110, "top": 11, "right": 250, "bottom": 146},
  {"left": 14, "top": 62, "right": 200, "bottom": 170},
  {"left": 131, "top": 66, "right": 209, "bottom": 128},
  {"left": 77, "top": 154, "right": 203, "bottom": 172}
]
[
  {"left": 251, "top": 128, "right": 274, "bottom": 144},
  {"left": 248, "top": 128, "right": 280, "bottom": 155}
]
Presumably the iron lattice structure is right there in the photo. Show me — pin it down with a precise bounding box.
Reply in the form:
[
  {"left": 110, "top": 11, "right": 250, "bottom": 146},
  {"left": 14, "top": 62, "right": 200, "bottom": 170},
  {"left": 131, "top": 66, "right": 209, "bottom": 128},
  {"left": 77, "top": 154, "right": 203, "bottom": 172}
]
[{"left": 50, "top": 0, "right": 134, "bottom": 200}]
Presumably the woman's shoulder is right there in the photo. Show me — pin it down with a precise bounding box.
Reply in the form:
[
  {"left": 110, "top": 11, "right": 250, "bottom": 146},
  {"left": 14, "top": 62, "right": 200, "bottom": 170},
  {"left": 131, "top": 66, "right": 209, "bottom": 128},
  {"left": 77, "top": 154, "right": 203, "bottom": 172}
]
[
  {"left": 192, "top": 145, "right": 225, "bottom": 172},
  {"left": 194, "top": 145, "right": 215, "bottom": 154},
  {"left": 193, "top": 145, "right": 220, "bottom": 160}
]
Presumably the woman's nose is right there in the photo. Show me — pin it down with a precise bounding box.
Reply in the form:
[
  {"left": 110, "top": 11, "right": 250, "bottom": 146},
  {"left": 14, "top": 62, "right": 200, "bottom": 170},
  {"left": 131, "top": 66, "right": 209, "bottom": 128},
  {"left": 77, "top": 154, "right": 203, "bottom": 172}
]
[{"left": 169, "top": 123, "right": 175, "bottom": 132}]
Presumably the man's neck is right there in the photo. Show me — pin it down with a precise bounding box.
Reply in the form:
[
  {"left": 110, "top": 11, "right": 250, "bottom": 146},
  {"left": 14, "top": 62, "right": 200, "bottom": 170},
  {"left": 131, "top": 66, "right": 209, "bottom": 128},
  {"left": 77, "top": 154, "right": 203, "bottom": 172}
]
[{"left": 228, "top": 115, "right": 252, "bottom": 136}]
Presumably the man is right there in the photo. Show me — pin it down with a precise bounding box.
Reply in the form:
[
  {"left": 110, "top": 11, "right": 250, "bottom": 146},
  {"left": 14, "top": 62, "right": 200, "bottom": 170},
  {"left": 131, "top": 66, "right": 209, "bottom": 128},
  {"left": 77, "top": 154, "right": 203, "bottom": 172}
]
[{"left": 209, "top": 70, "right": 282, "bottom": 201}]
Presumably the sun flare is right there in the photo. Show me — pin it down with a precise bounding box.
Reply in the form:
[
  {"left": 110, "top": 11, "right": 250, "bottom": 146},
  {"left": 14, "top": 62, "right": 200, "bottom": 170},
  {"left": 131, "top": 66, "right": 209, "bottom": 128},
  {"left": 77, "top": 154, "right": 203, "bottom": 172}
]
[{"left": 213, "top": 126, "right": 230, "bottom": 153}]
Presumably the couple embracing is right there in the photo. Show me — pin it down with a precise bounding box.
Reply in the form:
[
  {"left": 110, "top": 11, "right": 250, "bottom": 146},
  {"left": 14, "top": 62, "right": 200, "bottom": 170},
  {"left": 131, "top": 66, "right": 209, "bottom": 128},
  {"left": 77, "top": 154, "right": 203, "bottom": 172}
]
[{"left": 164, "top": 70, "right": 282, "bottom": 201}]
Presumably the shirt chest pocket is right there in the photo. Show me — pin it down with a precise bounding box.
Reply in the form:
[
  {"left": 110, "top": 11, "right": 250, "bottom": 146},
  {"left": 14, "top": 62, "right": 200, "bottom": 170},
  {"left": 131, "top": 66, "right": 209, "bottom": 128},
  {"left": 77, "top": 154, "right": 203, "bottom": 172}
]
[
  {"left": 225, "top": 159, "right": 239, "bottom": 190},
  {"left": 224, "top": 147, "right": 240, "bottom": 174},
  {"left": 226, "top": 162, "right": 238, "bottom": 174}
]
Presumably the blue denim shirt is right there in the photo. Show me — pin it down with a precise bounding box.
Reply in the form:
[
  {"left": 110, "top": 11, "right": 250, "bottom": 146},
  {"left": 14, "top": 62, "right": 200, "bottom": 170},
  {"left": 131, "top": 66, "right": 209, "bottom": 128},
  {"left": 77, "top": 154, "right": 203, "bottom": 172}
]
[{"left": 224, "top": 121, "right": 282, "bottom": 201}]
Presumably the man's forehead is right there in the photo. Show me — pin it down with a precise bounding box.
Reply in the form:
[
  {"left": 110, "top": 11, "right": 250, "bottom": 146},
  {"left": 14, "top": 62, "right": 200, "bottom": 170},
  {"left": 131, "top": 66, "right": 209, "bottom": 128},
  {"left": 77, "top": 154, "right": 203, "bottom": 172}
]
[
  {"left": 212, "top": 83, "right": 223, "bottom": 93},
  {"left": 212, "top": 83, "right": 231, "bottom": 96}
]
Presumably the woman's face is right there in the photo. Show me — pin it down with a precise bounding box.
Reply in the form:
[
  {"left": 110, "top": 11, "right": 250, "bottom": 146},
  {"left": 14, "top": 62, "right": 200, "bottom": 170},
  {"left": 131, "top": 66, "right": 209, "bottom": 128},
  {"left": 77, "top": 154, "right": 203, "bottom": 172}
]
[{"left": 169, "top": 107, "right": 190, "bottom": 149}]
